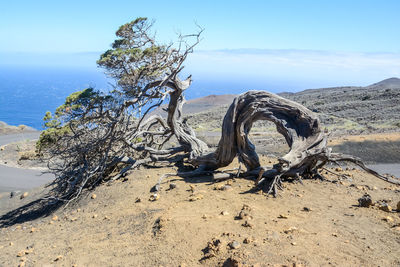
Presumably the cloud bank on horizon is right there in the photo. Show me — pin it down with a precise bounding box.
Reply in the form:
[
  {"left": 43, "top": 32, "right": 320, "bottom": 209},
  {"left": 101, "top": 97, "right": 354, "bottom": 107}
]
[
  {"left": 185, "top": 49, "right": 400, "bottom": 90},
  {"left": 1, "top": 48, "right": 399, "bottom": 92}
]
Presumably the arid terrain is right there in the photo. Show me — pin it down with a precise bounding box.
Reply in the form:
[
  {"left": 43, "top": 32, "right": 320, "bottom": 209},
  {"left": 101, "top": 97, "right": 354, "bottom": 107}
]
[
  {"left": 0, "top": 78, "right": 400, "bottom": 266},
  {"left": 0, "top": 157, "right": 399, "bottom": 266}
]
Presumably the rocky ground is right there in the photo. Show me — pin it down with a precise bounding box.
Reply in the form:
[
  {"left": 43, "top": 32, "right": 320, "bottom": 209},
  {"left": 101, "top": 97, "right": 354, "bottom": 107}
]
[
  {"left": 0, "top": 122, "right": 36, "bottom": 136},
  {"left": 0, "top": 79, "right": 400, "bottom": 266},
  {"left": 0, "top": 139, "right": 47, "bottom": 170},
  {"left": 0, "top": 157, "right": 399, "bottom": 266}
]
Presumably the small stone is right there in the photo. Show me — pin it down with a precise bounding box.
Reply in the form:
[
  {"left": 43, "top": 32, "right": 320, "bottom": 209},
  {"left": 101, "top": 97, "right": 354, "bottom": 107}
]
[
  {"left": 278, "top": 214, "right": 289, "bottom": 219},
  {"left": 236, "top": 204, "right": 252, "bottom": 219},
  {"left": 382, "top": 216, "right": 394, "bottom": 222},
  {"left": 189, "top": 185, "right": 195, "bottom": 193},
  {"left": 92, "top": 214, "right": 98, "bottom": 218},
  {"left": 379, "top": 203, "right": 392, "bottom": 212},
  {"left": 397, "top": 201, "right": 400, "bottom": 211},
  {"left": 243, "top": 237, "right": 253, "bottom": 244},
  {"left": 20, "top": 192, "right": 28, "bottom": 199},
  {"left": 223, "top": 257, "right": 241, "bottom": 267},
  {"left": 189, "top": 193, "right": 203, "bottom": 201},
  {"left": 9, "top": 242, "right": 13, "bottom": 246},
  {"left": 373, "top": 186, "right": 378, "bottom": 190},
  {"left": 18, "top": 262, "right": 25, "bottom": 267},
  {"left": 54, "top": 255, "right": 63, "bottom": 261},
  {"left": 214, "top": 184, "right": 225, "bottom": 190},
  {"left": 17, "top": 251, "right": 25, "bottom": 257},
  {"left": 284, "top": 227, "right": 298, "bottom": 234},
  {"left": 30, "top": 227, "right": 37, "bottom": 233},
  {"left": 297, "top": 194, "right": 303, "bottom": 198},
  {"left": 356, "top": 185, "right": 363, "bottom": 190},
  {"left": 291, "top": 242, "right": 297, "bottom": 246},
  {"left": 335, "top": 167, "right": 342, "bottom": 172},
  {"left": 237, "top": 210, "right": 249, "bottom": 220},
  {"left": 91, "top": 193, "right": 97, "bottom": 199},
  {"left": 202, "top": 214, "right": 208, "bottom": 219},
  {"left": 70, "top": 217, "right": 77, "bottom": 222},
  {"left": 358, "top": 194, "right": 373, "bottom": 207},
  {"left": 135, "top": 197, "right": 141, "bottom": 203},
  {"left": 221, "top": 211, "right": 229, "bottom": 216},
  {"left": 229, "top": 240, "right": 241, "bottom": 249},
  {"left": 302, "top": 207, "right": 312, "bottom": 212},
  {"left": 222, "top": 185, "right": 232, "bottom": 191},
  {"left": 169, "top": 183, "right": 177, "bottom": 190},
  {"left": 52, "top": 215, "right": 58, "bottom": 221},
  {"left": 241, "top": 220, "right": 253, "bottom": 228},
  {"left": 149, "top": 193, "right": 159, "bottom": 201},
  {"left": 332, "top": 233, "right": 338, "bottom": 237}
]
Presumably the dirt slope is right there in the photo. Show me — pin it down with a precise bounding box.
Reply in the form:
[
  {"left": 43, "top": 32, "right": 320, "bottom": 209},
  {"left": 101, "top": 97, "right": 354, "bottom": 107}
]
[
  {"left": 1, "top": 157, "right": 399, "bottom": 266},
  {"left": 0, "top": 121, "right": 36, "bottom": 136}
]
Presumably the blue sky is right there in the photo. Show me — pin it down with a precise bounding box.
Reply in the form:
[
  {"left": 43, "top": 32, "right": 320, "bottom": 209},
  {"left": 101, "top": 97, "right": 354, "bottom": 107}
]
[{"left": 1, "top": 0, "right": 399, "bottom": 89}]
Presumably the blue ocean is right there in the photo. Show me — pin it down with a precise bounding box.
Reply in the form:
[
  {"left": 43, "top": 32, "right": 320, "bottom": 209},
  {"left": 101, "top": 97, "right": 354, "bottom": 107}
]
[
  {"left": 0, "top": 65, "right": 299, "bottom": 130},
  {"left": 0, "top": 66, "right": 109, "bottom": 129}
]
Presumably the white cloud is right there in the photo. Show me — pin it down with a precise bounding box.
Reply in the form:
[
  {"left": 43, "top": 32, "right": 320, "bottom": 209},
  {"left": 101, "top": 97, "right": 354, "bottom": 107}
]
[{"left": 185, "top": 49, "right": 400, "bottom": 88}]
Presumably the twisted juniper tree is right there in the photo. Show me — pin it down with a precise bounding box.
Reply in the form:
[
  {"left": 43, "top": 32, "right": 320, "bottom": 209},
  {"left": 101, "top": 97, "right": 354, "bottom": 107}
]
[
  {"left": 41, "top": 18, "right": 208, "bottom": 202},
  {"left": 41, "top": 17, "right": 399, "bottom": 204}
]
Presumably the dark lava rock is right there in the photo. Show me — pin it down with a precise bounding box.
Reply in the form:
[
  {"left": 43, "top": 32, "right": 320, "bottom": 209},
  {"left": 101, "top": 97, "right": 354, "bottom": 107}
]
[
  {"left": 223, "top": 257, "right": 242, "bottom": 267},
  {"left": 358, "top": 194, "right": 373, "bottom": 207},
  {"left": 169, "top": 183, "right": 177, "bottom": 190}
]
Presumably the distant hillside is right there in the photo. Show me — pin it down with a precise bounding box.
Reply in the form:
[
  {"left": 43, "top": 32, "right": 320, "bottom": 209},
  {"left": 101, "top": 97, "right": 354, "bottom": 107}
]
[
  {"left": 183, "top": 94, "right": 236, "bottom": 114},
  {"left": 0, "top": 121, "right": 37, "bottom": 136},
  {"left": 279, "top": 77, "right": 400, "bottom": 132},
  {"left": 184, "top": 78, "right": 400, "bottom": 136},
  {"left": 184, "top": 77, "right": 400, "bottom": 116},
  {"left": 367, "top": 77, "right": 400, "bottom": 89},
  {"left": 151, "top": 94, "right": 236, "bottom": 117}
]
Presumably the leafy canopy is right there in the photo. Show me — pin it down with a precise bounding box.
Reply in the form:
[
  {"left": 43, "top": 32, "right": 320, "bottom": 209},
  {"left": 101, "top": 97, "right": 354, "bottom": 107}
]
[{"left": 97, "top": 17, "right": 176, "bottom": 97}]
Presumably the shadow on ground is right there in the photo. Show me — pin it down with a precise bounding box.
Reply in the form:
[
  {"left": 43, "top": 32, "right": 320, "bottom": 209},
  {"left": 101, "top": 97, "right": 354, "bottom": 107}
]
[{"left": 0, "top": 198, "right": 62, "bottom": 227}]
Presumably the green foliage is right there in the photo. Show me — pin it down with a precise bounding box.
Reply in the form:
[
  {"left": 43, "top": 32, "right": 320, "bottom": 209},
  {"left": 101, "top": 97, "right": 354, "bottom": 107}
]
[
  {"left": 97, "top": 17, "right": 171, "bottom": 96},
  {"left": 36, "top": 88, "right": 104, "bottom": 153},
  {"left": 36, "top": 124, "right": 70, "bottom": 154},
  {"left": 55, "top": 88, "right": 98, "bottom": 114}
]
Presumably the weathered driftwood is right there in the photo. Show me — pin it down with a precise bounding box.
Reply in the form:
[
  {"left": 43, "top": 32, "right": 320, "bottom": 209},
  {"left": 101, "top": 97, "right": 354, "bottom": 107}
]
[
  {"left": 186, "top": 91, "right": 399, "bottom": 195},
  {"left": 193, "top": 91, "right": 327, "bottom": 171}
]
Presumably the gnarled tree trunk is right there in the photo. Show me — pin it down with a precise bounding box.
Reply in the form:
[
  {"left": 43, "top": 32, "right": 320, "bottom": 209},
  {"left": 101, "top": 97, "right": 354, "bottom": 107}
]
[
  {"left": 189, "top": 90, "right": 399, "bottom": 195},
  {"left": 193, "top": 91, "right": 327, "bottom": 171}
]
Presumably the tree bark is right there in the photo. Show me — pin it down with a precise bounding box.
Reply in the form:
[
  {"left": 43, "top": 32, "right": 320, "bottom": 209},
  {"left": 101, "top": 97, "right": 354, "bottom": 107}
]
[{"left": 192, "top": 91, "right": 400, "bottom": 191}]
